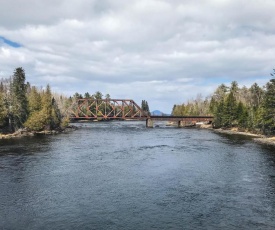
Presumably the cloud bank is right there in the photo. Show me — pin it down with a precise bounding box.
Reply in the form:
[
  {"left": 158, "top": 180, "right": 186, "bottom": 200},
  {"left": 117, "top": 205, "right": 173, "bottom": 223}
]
[{"left": 1, "top": 0, "right": 275, "bottom": 113}]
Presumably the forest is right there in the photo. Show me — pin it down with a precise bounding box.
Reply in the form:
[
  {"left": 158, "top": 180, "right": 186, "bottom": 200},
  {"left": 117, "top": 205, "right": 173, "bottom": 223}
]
[
  {"left": 1, "top": 67, "right": 275, "bottom": 136},
  {"left": 0, "top": 67, "right": 100, "bottom": 133},
  {"left": 0, "top": 67, "right": 150, "bottom": 134},
  {"left": 172, "top": 72, "right": 275, "bottom": 135},
  {"left": 0, "top": 67, "right": 71, "bottom": 133}
]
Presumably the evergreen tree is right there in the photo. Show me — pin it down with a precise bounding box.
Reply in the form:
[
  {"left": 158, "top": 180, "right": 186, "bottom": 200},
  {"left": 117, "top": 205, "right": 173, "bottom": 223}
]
[
  {"left": 0, "top": 92, "right": 7, "bottom": 127},
  {"left": 84, "top": 92, "right": 91, "bottom": 98},
  {"left": 213, "top": 100, "right": 225, "bottom": 128},
  {"left": 212, "top": 84, "right": 228, "bottom": 102},
  {"left": 223, "top": 91, "right": 238, "bottom": 127},
  {"left": 73, "top": 92, "right": 83, "bottom": 99},
  {"left": 171, "top": 104, "right": 177, "bottom": 115},
  {"left": 253, "top": 106, "right": 265, "bottom": 133},
  {"left": 10, "top": 67, "right": 28, "bottom": 130},
  {"left": 24, "top": 85, "right": 51, "bottom": 131},
  {"left": 236, "top": 102, "right": 248, "bottom": 129},
  {"left": 209, "top": 97, "right": 217, "bottom": 114},
  {"left": 249, "top": 83, "right": 264, "bottom": 108},
  {"left": 94, "top": 91, "right": 103, "bottom": 99},
  {"left": 41, "top": 85, "right": 54, "bottom": 130},
  {"left": 230, "top": 81, "right": 239, "bottom": 99},
  {"left": 27, "top": 86, "right": 42, "bottom": 114},
  {"left": 141, "top": 100, "right": 150, "bottom": 115},
  {"left": 145, "top": 101, "right": 150, "bottom": 115},
  {"left": 172, "top": 104, "right": 182, "bottom": 116},
  {"left": 262, "top": 78, "right": 275, "bottom": 134},
  {"left": 50, "top": 98, "right": 61, "bottom": 129},
  {"left": 24, "top": 85, "right": 61, "bottom": 131}
]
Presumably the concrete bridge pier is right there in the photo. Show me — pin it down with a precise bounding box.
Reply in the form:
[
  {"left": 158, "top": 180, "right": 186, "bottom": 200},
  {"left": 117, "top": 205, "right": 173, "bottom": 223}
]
[
  {"left": 178, "top": 120, "right": 184, "bottom": 127},
  {"left": 146, "top": 118, "right": 154, "bottom": 128}
]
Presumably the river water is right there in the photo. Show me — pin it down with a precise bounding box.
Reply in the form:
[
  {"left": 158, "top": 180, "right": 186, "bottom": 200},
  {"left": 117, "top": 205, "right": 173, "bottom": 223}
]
[{"left": 0, "top": 121, "right": 275, "bottom": 230}]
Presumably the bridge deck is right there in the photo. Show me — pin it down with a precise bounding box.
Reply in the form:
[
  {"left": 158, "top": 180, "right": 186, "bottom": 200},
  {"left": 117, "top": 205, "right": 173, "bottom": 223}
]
[
  {"left": 71, "top": 115, "right": 213, "bottom": 122},
  {"left": 149, "top": 115, "right": 213, "bottom": 121}
]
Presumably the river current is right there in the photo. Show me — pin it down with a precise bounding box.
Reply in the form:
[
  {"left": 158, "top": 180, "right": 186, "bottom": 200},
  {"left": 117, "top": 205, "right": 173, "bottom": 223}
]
[{"left": 0, "top": 121, "right": 275, "bottom": 229}]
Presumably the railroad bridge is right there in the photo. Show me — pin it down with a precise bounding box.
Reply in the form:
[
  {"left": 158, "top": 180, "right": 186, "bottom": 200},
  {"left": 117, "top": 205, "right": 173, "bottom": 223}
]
[{"left": 69, "top": 99, "right": 213, "bottom": 127}]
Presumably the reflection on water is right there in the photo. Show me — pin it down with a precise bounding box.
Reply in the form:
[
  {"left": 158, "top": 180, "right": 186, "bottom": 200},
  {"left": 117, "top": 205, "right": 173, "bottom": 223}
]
[{"left": 0, "top": 121, "right": 275, "bottom": 229}]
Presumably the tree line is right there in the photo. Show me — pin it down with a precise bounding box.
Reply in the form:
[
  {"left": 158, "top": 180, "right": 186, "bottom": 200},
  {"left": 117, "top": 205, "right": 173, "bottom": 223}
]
[
  {"left": 0, "top": 67, "right": 151, "bottom": 133},
  {"left": 0, "top": 67, "right": 70, "bottom": 133},
  {"left": 141, "top": 100, "right": 150, "bottom": 115},
  {"left": 172, "top": 73, "right": 275, "bottom": 135},
  {"left": 0, "top": 68, "right": 112, "bottom": 133}
]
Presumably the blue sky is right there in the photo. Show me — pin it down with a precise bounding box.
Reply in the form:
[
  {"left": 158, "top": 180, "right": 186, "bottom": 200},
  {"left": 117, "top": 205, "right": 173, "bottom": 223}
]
[
  {"left": 0, "top": 36, "right": 21, "bottom": 48},
  {"left": 0, "top": 0, "right": 275, "bottom": 113}
]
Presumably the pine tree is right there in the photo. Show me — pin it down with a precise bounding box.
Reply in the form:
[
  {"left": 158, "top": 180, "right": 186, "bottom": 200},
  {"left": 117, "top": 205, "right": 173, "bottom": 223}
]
[
  {"left": 41, "top": 85, "right": 54, "bottom": 130},
  {"left": 262, "top": 79, "right": 275, "bottom": 135},
  {"left": 230, "top": 81, "right": 239, "bottom": 99},
  {"left": 94, "top": 91, "right": 103, "bottom": 99},
  {"left": 0, "top": 91, "right": 7, "bottom": 127},
  {"left": 145, "top": 101, "right": 150, "bottom": 115},
  {"left": 171, "top": 104, "right": 177, "bottom": 115},
  {"left": 73, "top": 92, "right": 83, "bottom": 99},
  {"left": 50, "top": 98, "right": 61, "bottom": 129},
  {"left": 10, "top": 67, "right": 28, "bottom": 130},
  {"left": 213, "top": 100, "right": 225, "bottom": 128},
  {"left": 236, "top": 102, "right": 248, "bottom": 129},
  {"left": 84, "top": 92, "right": 91, "bottom": 98},
  {"left": 141, "top": 100, "right": 150, "bottom": 115},
  {"left": 223, "top": 92, "right": 238, "bottom": 127}
]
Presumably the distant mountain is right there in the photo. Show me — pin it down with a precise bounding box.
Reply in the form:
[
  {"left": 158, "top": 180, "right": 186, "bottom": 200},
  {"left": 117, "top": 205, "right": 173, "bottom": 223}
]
[{"left": 151, "top": 110, "right": 170, "bottom": 116}]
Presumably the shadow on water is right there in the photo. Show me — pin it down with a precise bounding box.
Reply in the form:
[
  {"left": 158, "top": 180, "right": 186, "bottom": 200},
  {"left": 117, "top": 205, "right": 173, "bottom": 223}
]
[
  {"left": 214, "top": 132, "right": 255, "bottom": 144},
  {"left": 0, "top": 136, "right": 52, "bottom": 156}
]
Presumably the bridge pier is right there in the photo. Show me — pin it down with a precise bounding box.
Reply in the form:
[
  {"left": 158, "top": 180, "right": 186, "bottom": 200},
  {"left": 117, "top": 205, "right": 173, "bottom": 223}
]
[
  {"left": 178, "top": 120, "right": 197, "bottom": 127},
  {"left": 178, "top": 120, "right": 184, "bottom": 127},
  {"left": 146, "top": 118, "right": 154, "bottom": 128}
]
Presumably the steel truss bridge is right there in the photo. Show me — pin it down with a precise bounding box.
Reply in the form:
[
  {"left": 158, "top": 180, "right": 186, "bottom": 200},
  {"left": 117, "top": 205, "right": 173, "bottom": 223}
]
[{"left": 69, "top": 99, "right": 213, "bottom": 127}]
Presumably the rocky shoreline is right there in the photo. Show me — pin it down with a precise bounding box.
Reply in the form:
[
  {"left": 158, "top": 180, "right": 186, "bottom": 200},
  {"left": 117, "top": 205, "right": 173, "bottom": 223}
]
[
  {"left": 197, "top": 124, "right": 275, "bottom": 146},
  {"left": 166, "top": 122, "right": 275, "bottom": 146},
  {"left": 0, "top": 125, "right": 78, "bottom": 139}
]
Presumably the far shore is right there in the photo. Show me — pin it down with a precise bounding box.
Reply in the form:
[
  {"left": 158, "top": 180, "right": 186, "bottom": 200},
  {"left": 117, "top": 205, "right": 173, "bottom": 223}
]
[
  {"left": 198, "top": 123, "right": 275, "bottom": 146},
  {"left": 167, "top": 122, "right": 275, "bottom": 146}
]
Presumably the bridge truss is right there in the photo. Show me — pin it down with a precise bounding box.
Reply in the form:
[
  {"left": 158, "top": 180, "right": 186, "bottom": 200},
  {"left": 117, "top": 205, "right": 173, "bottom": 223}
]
[
  {"left": 70, "top": 99, "right": 149, "bottom": 120},
  {"left": 69, "top": 98, "right": 214, "bottom": 127}
]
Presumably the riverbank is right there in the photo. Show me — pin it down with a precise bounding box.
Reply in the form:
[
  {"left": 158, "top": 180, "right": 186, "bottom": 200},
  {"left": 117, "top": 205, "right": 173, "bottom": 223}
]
[
  {"left": 0, "top": 125, "right": 78, "bottom": 139},
  {"left": 197, "top": 123, "right": 275, "bottom": 146}
]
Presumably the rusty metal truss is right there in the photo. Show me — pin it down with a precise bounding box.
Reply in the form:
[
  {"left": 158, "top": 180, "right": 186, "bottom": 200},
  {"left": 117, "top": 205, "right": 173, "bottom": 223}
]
[
  {"left": 70, "top": 99, "right": 149, "bottom": 120},
  {"left": 69, "top": 98, "right": 214, "bottom": 126}
]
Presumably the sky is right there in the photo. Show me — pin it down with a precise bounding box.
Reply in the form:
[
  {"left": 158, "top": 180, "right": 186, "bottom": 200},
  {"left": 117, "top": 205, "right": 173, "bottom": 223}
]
[{"left": 1, "top": 0, "right": 275, "bottom": 113}]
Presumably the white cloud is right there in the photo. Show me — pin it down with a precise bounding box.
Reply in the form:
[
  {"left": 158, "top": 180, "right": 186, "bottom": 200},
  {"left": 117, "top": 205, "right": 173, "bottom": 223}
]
[{"left": 0, "top": 0, "right": 275, "bottom": 113}]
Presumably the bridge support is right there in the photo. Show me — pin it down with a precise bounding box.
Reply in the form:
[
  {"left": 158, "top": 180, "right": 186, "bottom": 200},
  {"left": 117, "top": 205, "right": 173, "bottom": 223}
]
[
  {"left": 178, "top": 121, "right": 184, "bottom": 127},
  {"left": 146, "top": 118, "right": 154, "bottom": 128},
  {"left": 178, "top": 120, "right": 196, "bottom": 127}
]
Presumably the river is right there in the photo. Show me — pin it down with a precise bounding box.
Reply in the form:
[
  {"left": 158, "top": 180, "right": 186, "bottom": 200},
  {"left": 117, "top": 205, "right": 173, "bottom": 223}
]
[{"left": 0, "top": 121, "right": 275, "bottom": 229}]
